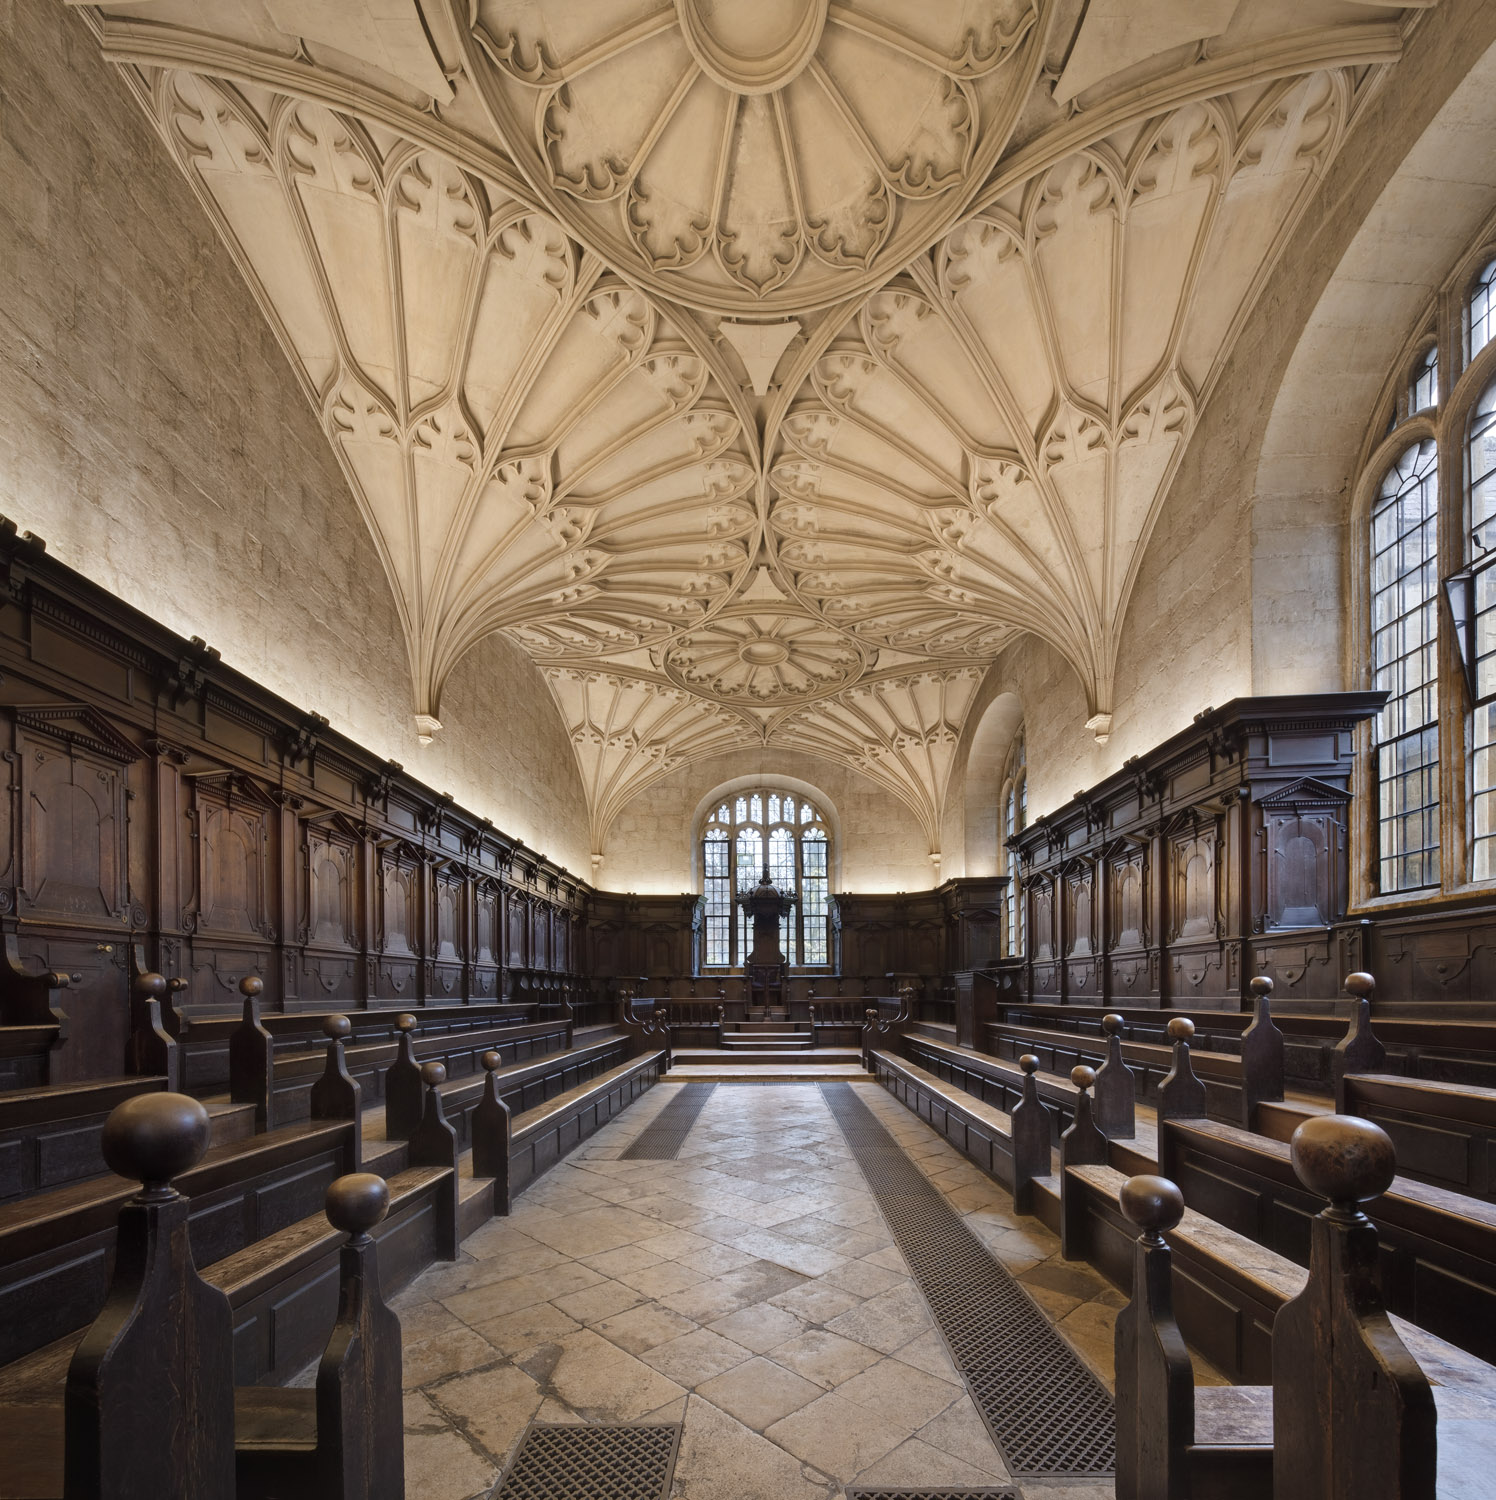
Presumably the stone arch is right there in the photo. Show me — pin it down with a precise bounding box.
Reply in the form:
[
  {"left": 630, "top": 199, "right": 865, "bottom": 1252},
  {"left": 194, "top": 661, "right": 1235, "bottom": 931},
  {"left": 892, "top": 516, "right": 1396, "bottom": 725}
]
[
  {"left": 1249, "top": 25, "right": 1496, "bottom": 695},
  {"left": 962, "top": 693, "right": 1024, "bottom": 879}
]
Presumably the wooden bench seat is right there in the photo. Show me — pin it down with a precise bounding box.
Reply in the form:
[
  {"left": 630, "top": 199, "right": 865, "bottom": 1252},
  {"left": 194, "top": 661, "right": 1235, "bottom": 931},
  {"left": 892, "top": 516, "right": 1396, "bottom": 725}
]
[
  {"left": 0, "top": 1117, "right": 358, "bottom": 1367},
  {"left": 1340, "top": 1072, "right": 1496, "bottom": 1200},
  {"left": 361, "top": 1030, "right": 632, "bottom": 1168},
  {"left": 182, "top": 1001, "right": 546, "bottom": 1092},
  {"left": 244, "top": 1015, "right": 575, "bottom": 1130},
  {"left": 1160, "top": 1115, "right": 1496, "bottom": 1367}
]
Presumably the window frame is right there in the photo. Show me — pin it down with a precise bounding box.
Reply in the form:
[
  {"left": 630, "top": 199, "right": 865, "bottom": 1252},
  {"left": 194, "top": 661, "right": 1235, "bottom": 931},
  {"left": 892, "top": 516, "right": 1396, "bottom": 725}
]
[
  {"left": 698, "top": 788, "right": 834, "bottom": 970},
  {"left": 1353, "top": 221, "right": 1496, "bottom": 907}
]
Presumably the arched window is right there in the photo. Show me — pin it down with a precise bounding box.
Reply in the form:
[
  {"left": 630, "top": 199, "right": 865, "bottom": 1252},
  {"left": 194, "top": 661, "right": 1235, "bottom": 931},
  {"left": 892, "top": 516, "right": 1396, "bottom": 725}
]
[
  {"left": 1470, "top": 379, "right": 1496, "bottom": 877},
  {"left": 700, "top": 790, "right": 831, "bottom": 968},
  {"left": 1357, "top": 226, "right": 1496, "bottom": 898},
  {"left": 1001, "top": 733, "right": 1027, "bottom": 955},
  {"left": 1370, "top": 438, "right": 1440, "bottom": 892}
]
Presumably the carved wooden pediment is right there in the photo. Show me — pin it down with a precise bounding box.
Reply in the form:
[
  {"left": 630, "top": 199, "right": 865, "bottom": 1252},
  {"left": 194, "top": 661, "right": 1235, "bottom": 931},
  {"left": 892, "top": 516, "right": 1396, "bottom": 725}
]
[{"left": 13, "top": 703, "right": 140, "bottom": 763}]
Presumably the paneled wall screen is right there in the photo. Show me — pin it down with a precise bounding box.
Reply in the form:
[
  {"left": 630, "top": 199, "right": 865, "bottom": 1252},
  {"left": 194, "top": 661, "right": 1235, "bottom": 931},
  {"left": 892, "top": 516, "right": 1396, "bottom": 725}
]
[
  {"left": 702, "top": 792, "right": 830, "bottom": 970},
  {"left": 1363, "top": 235, "right": 1496, "bottom": 893}
]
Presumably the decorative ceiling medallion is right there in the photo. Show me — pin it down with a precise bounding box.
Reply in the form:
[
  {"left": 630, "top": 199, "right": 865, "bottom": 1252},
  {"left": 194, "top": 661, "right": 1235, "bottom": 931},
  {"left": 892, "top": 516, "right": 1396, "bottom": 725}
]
[
  {"left": 662, "top": 610, "right": 867, "bottom": 705},
  {"left": 463, "top": 0, "right": 1044, "bottom": 311},
  {"left": 676, "top": 0, "right": 828, "bottom": 95}
]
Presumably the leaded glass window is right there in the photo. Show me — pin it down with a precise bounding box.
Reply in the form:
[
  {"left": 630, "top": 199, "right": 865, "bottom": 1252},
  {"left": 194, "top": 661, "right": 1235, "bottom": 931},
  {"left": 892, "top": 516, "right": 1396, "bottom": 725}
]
[
  {"left": 1002, "top": 733, "right": 1027, "bottom": 956},
  {"left": 1469, "top": 382, "right": 1496, "bottom": 878},
  {"left": 1410, "top": 345, "right": 1439, "bottom": 413},
  {"left": 700, "top": 790, "right": 833, "bottom": 968},
  {"left": 1472, "top": 260, "right": 1496, "bottom": 361},
  {"left": 1371, "top": 439, "right": 1440, "bottom": 892}
]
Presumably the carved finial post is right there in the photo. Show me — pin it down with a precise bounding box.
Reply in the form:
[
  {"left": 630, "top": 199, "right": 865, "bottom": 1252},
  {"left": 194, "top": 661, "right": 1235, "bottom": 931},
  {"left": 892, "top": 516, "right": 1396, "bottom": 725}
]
[
  {"left": 316, "top": 1174, "right": 404, "bottom": 1500},
  {"left": 1273, "top": 1115, "right": 1435, "bottom": 1500},
  {"left": 383, "top": 1014, "right": 422, "bottom": 1139},
  {"left": 1331, "top": 972, "right": 1386, "bottom": 1112},
  {"left": 1061, "top": 1065, "right": 1109, "bottom": 1259},
  {"left": 1011, "top": 1054, "right": 1052, "bottom": 1214},
  {"left": 1094, "top": 1012, "right": 1136, "bottom": 1139},
  {"left": 228, "top": 975, "right": 273, "bottom": 1130},
  {"left": 1241, "top": 976, "right": 1285, "bottom": 1129},
  {"left": 310, "top": 1015, "right": 362, "bottom": 1164},
  {"left": 65, "top": 1094, "right": 235, "bottom": 1499},
  {"left": 1158, "top": 1018, "right": 1207, "bottom": 1121},
  {"left": 471, "top": 1050, "right": 513, "bottom": 1216},
  {"left": 1113, "top": 1175, "right": 1193, "bottom": 1500},
  {"left": 407, "top": 1062, "right": 459, "bottom": 1257},
  {"left": 128, "top": 971, "right": 181, "bottom": 1090},
  {"left": 862, "top": 1006, "right": 879, "bottom": 1072}
]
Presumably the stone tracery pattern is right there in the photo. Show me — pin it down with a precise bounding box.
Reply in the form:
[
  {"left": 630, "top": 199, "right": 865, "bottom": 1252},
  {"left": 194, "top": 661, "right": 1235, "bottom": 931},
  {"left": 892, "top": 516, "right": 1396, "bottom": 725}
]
[{"left": 76, "top": 0, "right": 1438, "bottom": 870}]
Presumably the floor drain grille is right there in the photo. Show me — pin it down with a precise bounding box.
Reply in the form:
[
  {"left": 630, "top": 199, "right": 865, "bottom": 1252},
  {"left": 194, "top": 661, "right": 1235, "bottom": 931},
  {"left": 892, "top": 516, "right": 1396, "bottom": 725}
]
[
  {"left": 618, "top": 1082, "right": 716, "bottom": 1159},
  {"left": 492, "top": 1423, "right": 681, "bottom": 1500},
  {"left": 846, "top": 1491, "right": 1020, "bottom": 1499},
  {"left": 821, "top": 1083, "right": 1115, "bottom": 1481}
]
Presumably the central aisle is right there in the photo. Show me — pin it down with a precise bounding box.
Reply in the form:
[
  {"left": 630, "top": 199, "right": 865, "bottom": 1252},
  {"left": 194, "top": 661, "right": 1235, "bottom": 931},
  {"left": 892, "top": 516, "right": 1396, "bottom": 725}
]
[{"left": 391, "top": 1082, "right": 1121, "bottom": 1500}]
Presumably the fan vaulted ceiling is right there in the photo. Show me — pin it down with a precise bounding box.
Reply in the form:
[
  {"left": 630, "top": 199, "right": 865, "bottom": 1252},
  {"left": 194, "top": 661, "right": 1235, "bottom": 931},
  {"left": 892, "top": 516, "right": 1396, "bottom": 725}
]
[{"left": 74, "top": 0, "right": 1433, "bottom": 866}]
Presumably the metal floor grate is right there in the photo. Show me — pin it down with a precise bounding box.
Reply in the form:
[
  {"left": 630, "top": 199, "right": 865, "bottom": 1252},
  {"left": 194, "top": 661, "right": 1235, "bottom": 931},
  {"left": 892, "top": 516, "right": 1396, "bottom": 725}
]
[
  {"left": 821, "top": 1083, "right": 1115, "bottom": 1481},
  {"left": 492, "top": 1424, "right": 681, "bottom": 1500},
  {"left": 846, "top": 1491, "right": 1020, "bottom": 1499},
  {"left": 618, "top": 1082, "right": 716, "bottom": 1159}
]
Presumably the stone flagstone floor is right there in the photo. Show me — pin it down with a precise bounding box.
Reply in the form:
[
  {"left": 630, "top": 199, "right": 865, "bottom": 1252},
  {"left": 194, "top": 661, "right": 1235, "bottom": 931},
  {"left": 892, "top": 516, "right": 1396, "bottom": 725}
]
[{"left": 392, "top": 1081, "right": 1123, "bottom": 1500}]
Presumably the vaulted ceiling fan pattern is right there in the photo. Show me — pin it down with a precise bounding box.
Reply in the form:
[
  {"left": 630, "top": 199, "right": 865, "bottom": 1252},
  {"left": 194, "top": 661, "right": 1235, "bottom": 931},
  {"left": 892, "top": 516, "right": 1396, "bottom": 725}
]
[{"left": 76, "top": 0, "right": 1428, "bottom": 860}]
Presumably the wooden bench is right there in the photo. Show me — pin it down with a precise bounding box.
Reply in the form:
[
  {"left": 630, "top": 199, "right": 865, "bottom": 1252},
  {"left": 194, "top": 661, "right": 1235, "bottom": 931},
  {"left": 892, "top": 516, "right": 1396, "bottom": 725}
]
[
  {"left": 1339, "top": 1072, "right": 1496, "bottom": 1201},
  {"left": 181, "top": 998, "right": 545, "bottom": 1093},
  {"left": 0, "top": 1108, "right": 410, "bottom": 1500},
  {"left": 0, "top": 1115, "right": 359, "bottom": 1368}
]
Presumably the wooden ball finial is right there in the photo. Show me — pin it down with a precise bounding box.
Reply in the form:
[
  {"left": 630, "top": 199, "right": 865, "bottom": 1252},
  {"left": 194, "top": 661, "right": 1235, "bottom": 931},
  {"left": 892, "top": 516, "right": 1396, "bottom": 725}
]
[
  {"left": 421, "top": 1061, "right": 447, "bottom": 1087},
  {"left": 395, "top": 1013, "right": 418, "bottom": 1033},
  {"left": 325, "top": 1173, "right": 389, "bottom": 1238},
  {"left": 101, "top": 1092, "right": 212, "bottom": 1194},
  {"left": 135, "top": 972, "right": 168, "bottom": 1000},
  {"left": 1167, "top": 1017, "right": 1195, "bottom": 1043},
  {"left": 1102, "top": 1012, "right": 1124, "bottom": 1036},
  {"left": 323, "top": 1013, "right": 351, "bottom": 1041},
  {"left": 1290, "top": 1114, "right": 1395, "bottom": 1212},
  {"left": 1343, "top": 972, "right": 1376, "bottom": 1000},
  {"left": 1119, "top": 1174, "right": 1185, "bottom": 1235},
  {"left": 1250, "top": 976, "right": 1273, "bottom": 996},
  {"left": 481, "top": 1050, "right": 502, "bottom": 1073},
  {"left": 1071, "top": 1065, "right": 1096, "bottom": 1091},
  {"left": 239, "top": 975, "right": 263, "bottom": 998},
  {"left": 1019, "top": 1053, "right": 1039, "bottom": 1075}
]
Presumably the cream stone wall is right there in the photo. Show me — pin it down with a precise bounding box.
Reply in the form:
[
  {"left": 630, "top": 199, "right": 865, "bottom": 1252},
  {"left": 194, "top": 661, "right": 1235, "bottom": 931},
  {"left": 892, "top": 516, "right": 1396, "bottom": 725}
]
[
  {"left": 600, "top": 750, "right": 933, "bottom": 896},
  {"left": 0, "top": 0, "right": 591, "bottom": 874}
]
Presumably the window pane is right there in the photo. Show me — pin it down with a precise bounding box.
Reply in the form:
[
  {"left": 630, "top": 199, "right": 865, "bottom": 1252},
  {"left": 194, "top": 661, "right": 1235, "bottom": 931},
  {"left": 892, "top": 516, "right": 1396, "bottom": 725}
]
[
  {"left": 1371, "top": 440, "right": 1440, "bottom": 892},
  {"left": 1410, "top": 346, "right": 1438, "bottom": 413},
  {"left": 1473, "top": 259, "right": 1496, "bottom": 361},
  {"left": 703, "top": 790, "right": 831, "bottom": 968}
]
